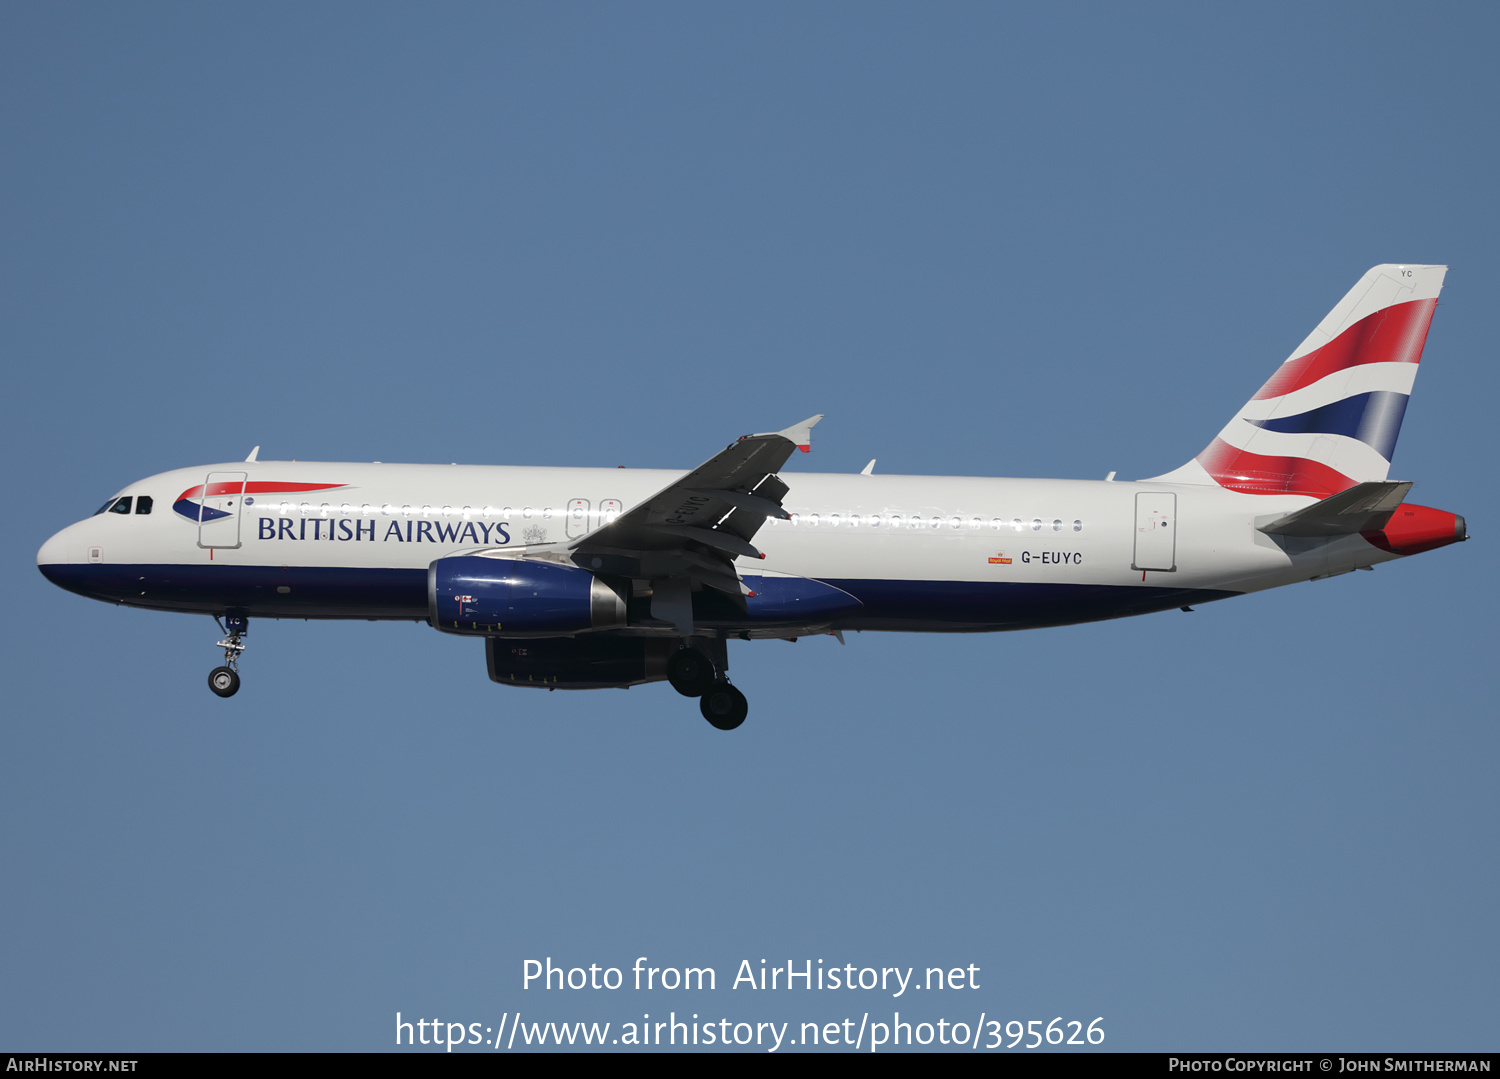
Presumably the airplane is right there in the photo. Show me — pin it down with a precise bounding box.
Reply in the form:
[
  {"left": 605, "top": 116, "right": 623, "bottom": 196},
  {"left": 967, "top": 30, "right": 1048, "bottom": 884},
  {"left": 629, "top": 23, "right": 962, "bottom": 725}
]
[{"left": 36, "top": 264, "right": 1466, "bottom": 730}]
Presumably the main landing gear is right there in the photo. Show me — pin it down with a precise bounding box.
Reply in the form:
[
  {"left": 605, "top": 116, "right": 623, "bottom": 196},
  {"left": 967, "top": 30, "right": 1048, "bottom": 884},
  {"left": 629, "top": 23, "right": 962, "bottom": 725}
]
[
  {"left": 667, "top": 639, "right": 748, "bottom": 731},
  {"left": 699, "top": 682, "right": 748, "bottom": 731},
  {"left": 208, "top": 614, "right": 247, "bottom": 698}
]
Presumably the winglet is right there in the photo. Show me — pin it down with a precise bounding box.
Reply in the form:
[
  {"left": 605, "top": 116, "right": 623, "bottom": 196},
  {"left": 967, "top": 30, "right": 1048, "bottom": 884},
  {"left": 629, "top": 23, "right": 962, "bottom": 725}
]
[{"left": 767, "top": 414, "right": 823, "bottom": 453}]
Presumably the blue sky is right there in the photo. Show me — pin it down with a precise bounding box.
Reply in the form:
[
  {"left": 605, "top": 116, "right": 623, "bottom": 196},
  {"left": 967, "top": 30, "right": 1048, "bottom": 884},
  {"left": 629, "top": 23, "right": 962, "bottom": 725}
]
[{"left": 3, "top": 2, "right": 1496, "bottom": 1052}]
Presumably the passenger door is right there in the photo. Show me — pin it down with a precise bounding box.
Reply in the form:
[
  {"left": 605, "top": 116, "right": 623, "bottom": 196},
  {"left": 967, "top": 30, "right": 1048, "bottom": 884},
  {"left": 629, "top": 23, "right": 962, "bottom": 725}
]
[
  {"left": 1132, "top": 492, "right": 1176, "bottom": 572},
  {"left": 197, "top": 471, "right": 248, "bottom": 550}
]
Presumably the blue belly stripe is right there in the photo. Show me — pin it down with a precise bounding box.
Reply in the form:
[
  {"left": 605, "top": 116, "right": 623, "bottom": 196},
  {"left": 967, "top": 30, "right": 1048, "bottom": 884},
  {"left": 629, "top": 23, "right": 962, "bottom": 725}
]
[{"left": 38, "top": 562, "right": 1239, "bottom": 629}]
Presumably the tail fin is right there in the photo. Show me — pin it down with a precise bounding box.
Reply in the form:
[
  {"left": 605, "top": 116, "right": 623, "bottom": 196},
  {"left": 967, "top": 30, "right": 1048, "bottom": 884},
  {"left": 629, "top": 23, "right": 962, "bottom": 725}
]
[{"left": 1152, "top": 264, "right": 1446, "bottom": 496}]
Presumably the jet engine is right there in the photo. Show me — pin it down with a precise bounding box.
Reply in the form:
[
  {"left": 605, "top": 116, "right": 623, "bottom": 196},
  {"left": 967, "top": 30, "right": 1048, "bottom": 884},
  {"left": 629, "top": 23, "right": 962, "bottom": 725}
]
[
  {"left": 486, "top": 636, "right": 673, "bottom": 689},
  {"left": 429, "top": 556, "right": 627, "bottom": 637}
]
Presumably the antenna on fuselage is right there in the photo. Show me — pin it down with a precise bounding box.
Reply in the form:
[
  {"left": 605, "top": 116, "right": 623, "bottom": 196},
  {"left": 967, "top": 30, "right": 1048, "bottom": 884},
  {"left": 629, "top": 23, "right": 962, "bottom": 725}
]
[{"left": 245, "top": 446, "right": 260, "bottom": 462}]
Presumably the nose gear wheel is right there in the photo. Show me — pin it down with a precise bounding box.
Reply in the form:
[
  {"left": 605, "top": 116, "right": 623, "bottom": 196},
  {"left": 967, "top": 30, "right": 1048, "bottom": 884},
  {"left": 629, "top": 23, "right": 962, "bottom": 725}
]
[
  {"left": 208, "top": 615, "right": 247, "bottom": 698},
  {"left": 208, "top": 666, "right": 240, "bottom": 697}
]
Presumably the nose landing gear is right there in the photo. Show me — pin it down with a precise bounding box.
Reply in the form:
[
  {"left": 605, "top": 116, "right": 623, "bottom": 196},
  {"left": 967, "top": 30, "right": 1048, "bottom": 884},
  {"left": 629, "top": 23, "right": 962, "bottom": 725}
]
[{"left": 208, "top": 615, "right": 247, "bottom": 698}]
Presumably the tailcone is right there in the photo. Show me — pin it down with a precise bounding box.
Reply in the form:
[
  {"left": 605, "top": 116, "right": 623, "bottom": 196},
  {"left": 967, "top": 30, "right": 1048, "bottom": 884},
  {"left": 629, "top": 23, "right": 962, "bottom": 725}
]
[{"left": 1361, "top": 503, "right": 1467, "bottom": 556}]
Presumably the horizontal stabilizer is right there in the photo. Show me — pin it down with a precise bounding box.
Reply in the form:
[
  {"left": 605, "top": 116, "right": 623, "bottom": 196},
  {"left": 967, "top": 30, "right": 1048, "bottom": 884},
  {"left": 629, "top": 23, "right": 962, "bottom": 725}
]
[{"left": 1258, "top": 480, "right": 1413, "bottom": 537}]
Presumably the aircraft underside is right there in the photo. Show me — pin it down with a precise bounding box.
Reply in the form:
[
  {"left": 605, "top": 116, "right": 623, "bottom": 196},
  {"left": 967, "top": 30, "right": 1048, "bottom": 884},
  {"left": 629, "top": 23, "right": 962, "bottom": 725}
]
[{"left": 41, "top": 559, "right": 1244, "bottom": 727}]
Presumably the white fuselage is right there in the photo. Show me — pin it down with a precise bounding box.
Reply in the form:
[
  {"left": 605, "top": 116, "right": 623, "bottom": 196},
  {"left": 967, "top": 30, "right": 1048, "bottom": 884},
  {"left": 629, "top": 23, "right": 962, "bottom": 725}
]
[{"left": 37, "top": 459, "right": 1394, "bottom": 633}]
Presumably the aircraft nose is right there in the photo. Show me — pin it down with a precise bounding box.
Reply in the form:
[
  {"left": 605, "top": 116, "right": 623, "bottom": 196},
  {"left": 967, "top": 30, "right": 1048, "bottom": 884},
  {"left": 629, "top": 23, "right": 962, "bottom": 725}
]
[{"left": 37, "top": 521, "right": 87, "bottom": 583}]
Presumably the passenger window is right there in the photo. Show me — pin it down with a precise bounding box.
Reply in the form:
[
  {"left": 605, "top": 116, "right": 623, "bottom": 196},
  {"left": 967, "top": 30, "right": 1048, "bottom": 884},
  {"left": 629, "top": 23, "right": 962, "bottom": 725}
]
[
  {"left": 135, "top": 495, "right": 153, "bottom": 515},
  {"left": 109, "top": 497, "right": 132, "bottom": 515}
]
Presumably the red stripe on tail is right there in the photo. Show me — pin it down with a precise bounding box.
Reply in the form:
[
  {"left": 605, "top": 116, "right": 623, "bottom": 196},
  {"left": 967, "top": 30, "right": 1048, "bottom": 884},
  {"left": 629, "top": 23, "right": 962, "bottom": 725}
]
[
  {"left": 1197, "top": 438, "right": 1357, "bottom": 498},
  {"left": 1251, "top": 298, "right": 1436, "bottom": 401}
]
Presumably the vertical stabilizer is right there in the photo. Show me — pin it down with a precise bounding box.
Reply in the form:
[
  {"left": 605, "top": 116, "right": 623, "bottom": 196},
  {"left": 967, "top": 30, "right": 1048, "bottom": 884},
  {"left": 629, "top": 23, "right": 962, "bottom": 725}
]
[{"left": 1152, "top": 264, "right": 1446, "bottom": 496}]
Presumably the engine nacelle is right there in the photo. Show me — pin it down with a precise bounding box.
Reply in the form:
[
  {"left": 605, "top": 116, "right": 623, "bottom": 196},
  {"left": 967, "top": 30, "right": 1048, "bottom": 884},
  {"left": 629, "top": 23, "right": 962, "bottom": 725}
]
[
  {"left": 429, "top": 556, "right": 627, "bottom": 637},
  {"left": 486, "top": 636, "right": 673, "bottom": 689}
]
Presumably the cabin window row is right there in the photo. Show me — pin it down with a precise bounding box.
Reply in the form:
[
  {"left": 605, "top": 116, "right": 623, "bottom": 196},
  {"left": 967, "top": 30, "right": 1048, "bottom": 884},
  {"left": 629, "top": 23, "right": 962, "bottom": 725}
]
[
  {"left": 266, "top": 502, "right": 620, "bottom": 524},
  {"left": 777, "top": 514, "right": 1083, "bottom": 532}
]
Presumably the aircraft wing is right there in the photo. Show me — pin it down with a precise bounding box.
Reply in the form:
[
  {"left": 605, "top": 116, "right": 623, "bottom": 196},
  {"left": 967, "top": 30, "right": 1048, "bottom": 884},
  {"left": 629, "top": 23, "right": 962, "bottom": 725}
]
[{"left": 567, "top": 416, "right": 822, "bottom": 632}]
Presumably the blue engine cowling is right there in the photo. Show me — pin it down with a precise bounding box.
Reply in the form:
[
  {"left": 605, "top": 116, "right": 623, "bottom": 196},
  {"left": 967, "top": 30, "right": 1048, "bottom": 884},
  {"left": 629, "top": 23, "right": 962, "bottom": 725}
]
[{"left": 429, "top": 556, "right": 627, "bottom": 637}]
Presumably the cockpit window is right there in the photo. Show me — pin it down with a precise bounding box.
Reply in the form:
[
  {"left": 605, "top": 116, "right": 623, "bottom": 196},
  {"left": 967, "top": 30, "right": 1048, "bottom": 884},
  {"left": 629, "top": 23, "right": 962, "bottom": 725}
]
[
  {"left": 135, "top": 495, "right": 153, "bottom": 515},
  {"left": 109, "top": 497, "right": 133, "bottom": 515},
  {"left": 94, "top": 499, "right": 116, "bottom": 516}
]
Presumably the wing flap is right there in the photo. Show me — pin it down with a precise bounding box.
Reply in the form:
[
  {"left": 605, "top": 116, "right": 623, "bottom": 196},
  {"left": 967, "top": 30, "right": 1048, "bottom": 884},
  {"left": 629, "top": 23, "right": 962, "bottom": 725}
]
[{"left": 566, "top": 416, "right": 822, "bottom": 632}]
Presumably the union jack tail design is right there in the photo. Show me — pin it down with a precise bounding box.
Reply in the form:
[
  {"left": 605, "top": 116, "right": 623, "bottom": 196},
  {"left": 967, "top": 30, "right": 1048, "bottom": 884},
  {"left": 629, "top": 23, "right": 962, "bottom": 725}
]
[{"left": 1153, "top": 264, "right": 1446, "bottom": 497}]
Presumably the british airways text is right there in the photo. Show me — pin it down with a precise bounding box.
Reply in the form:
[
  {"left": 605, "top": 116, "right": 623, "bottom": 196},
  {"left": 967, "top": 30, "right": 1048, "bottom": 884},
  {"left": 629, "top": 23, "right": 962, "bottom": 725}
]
[{"left": 256, "top": 517, "right": 512, "bottom": 544}]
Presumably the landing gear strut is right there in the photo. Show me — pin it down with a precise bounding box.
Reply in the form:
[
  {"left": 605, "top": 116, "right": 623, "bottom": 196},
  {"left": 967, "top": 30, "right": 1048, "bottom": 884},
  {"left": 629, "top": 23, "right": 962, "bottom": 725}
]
[
  {"left": 208, "top": 614, "right": 247, "bottom": 698},
  {"left": 667, "top": 637, "right": 748, "bottom": 730}
]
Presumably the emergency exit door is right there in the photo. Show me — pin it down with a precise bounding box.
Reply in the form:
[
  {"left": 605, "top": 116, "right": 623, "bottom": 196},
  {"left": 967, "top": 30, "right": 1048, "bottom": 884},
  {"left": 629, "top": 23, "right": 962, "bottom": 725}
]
[{"left": 566, "top": 499, "right": 590, "bottom": 539}]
